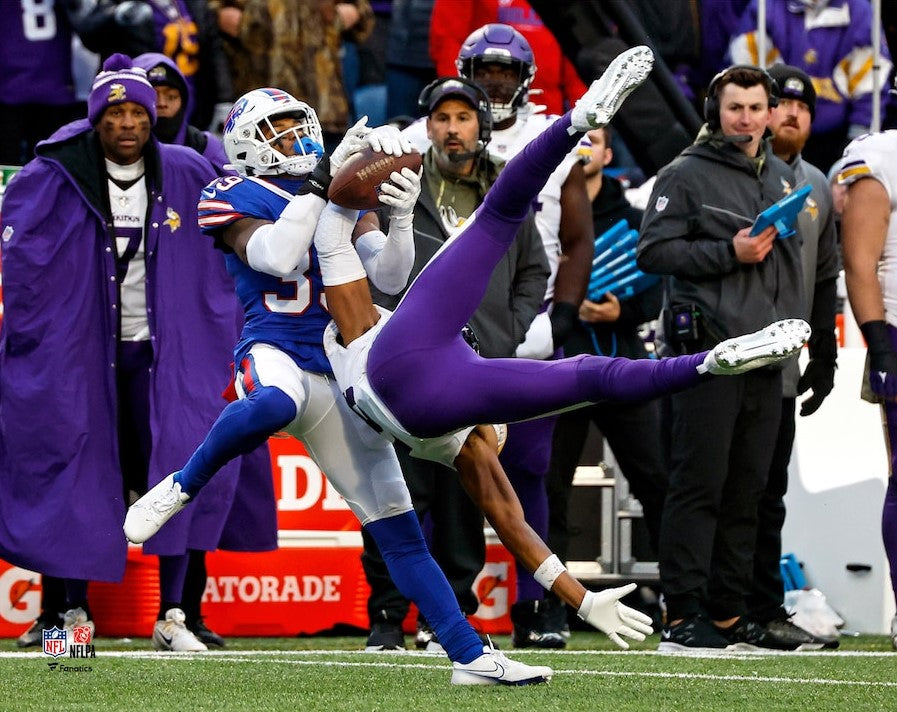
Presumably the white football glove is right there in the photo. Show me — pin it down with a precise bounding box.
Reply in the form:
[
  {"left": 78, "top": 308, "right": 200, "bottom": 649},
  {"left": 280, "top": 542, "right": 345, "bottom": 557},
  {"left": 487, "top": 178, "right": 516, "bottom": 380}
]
[
  {"left": 577, "top": 583, "right": 654, "bottom": 649},
  {"left": 378, "top": 167, "right": 421, "bottom": 220},
  {"left": 330, "top": 116, "right": 372, "bottom": 176},
  {"left": 366, "top": 124, "right": 413, "bottom": 156}
]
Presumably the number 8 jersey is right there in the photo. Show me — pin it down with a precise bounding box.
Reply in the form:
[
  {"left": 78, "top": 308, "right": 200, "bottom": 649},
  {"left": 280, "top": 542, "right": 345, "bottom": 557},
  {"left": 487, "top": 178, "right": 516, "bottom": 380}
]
[{"left": 198, "top": 173, "right": 332, "bottom": 374}]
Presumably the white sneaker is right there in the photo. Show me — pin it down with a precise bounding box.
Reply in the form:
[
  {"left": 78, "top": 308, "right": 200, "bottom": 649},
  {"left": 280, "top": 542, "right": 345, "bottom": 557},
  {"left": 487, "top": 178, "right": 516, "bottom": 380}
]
[
  {"left": 451, "top": 644, "right": 553, "bottom": 686},
  {"left": 63, "top": 607, "right": 95, "bottom": 639},
  {"left": 124, "top": 472, "right": 190, "bottom": 544},
  {"left": 890, "top": 615, "right": 897, "bottom": 651},
  {"left": 698, "top": 318, "right": 811, "bottom": 375},
  {"left": 571, "top": 45, "right": 655, "bottom": 131},
  {"left": 152, "top": 608, "right": 208, "bottom": 652}
]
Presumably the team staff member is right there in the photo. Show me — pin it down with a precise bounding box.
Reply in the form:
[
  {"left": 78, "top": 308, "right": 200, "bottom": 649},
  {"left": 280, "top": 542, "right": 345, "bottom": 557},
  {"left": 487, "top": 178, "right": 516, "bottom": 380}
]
[{"left": 637, "top": 65, "right": 806, "bottom": 651}]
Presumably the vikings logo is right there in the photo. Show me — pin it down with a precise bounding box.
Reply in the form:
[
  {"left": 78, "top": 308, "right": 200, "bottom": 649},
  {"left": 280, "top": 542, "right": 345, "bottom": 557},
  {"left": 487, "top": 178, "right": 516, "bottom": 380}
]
[
  {"left": 163, "top": 207, "right": 181, "bottom": 232},
  {"left": 805, "top": 196, "right": 819, "bottom": 221},
  {"left": 108, "top": 83, "right": 127, "bottom": 102}
]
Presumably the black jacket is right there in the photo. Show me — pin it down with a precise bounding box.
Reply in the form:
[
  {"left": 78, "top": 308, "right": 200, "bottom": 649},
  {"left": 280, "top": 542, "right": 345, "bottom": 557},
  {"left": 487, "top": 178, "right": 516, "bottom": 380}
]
[{"left": 637, "top": 130, "right": 804, "bottom": 346}]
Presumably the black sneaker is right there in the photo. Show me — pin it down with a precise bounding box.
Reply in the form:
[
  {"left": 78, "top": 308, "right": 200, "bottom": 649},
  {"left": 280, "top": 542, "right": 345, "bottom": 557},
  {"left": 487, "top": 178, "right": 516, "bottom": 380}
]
[
  {"left": 716, "top": 617, "right": 797, "bottom": 650},
  {"left": 658, "top": 615, "right": 733, "bottom": 652},
  {"left": 764, "top": 617, "right": 839, "bottom": 650},
  {"left": 364, "top": 622, "right": 405, "bottom": 652},
  {"left": 17, "top": 612, "right": 64, "bottom": 648},
  {"left": 511, "top": 599, "right": 567, "bottom": 649},
  {"left": 189, "top": 617, "right": 225, "bottom": 647},
  {"left": 414, "top": 620, "right": 444, "bottom": 653}
]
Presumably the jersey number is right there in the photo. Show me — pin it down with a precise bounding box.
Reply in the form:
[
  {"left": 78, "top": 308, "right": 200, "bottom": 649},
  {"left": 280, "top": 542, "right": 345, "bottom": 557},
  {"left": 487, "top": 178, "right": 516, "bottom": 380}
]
[
  {"left": 21, "top": 0, "right": 56, "bottom": 40},
  {"left": 263, "top": 259, "right": 327, "bottom": 315}
]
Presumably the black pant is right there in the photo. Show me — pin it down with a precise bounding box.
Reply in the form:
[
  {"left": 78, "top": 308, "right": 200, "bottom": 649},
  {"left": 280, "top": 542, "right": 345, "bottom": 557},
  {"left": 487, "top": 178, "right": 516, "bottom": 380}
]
[
  {"left": 361, "top": 442, "right": 485, "bottom": 626},
  {"left": 659, "top": 370, "right": 782, "bottom": 622},
  {"left": 547, "top": 398, "right": 668, "bottom": 561},
  {"left": 748, "top": 397, "right": 796, "bottom": 623}
]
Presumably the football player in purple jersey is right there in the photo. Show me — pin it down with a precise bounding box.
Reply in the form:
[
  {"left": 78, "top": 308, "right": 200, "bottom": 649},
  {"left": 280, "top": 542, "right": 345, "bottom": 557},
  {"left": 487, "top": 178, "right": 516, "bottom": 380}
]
[
  {"left": 125, "top": 86, "right": 561, "bottom": 685},
  {"left": 314, "top": 45, "right": 809, "bottom": 643}
]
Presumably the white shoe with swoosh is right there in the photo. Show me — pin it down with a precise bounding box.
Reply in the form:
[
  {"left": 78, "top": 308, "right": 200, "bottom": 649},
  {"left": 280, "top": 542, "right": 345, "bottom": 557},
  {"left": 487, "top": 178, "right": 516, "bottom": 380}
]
[
  {"left": 152, "top": 608, "right": 207, "bottom": 652},
  {"left": 450, "top": 642, "right": 553, "bottom": 686}
]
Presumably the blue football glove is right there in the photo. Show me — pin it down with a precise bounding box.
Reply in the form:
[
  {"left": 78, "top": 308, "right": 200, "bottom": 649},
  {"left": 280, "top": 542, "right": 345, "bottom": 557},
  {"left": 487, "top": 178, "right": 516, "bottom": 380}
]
[{"left": 860, "top": 320, "right": 897, "bottom": 399}]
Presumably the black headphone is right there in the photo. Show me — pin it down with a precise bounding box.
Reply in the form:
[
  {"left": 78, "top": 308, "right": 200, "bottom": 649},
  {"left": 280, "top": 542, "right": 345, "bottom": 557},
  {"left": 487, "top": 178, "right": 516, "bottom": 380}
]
[
  {"left": 703, "top": 64, "right": 779, "bottom": 130},
  {"left": 418, "top": 76, "right": 493, "bottom": 151}
]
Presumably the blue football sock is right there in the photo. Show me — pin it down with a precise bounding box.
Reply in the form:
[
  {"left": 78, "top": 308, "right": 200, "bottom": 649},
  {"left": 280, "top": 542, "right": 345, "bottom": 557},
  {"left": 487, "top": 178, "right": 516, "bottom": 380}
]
[
  {"left": 365, "top": 512, "right": 484, "bottom": 664},
  {"left": 176, "top": 386, "right": 296, "bottom": 497}
]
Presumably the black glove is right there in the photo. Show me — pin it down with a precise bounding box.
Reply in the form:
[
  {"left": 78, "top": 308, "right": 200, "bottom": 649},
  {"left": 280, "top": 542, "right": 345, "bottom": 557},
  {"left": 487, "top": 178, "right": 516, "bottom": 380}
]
[
  {"left": 297, "top": 156, "right": 332, "bottom": 201},
  {"left": 550, "top": 302, "right": 579, "bottom": 348},
  {"left": 796, "top": 358, "right": 834, "bottom": 415},
  {"left": 797, "top": 329, "right": 836, "bottom": 416},
  {"left": 860, "top": 320, "right": 897, "bottom": 399}
]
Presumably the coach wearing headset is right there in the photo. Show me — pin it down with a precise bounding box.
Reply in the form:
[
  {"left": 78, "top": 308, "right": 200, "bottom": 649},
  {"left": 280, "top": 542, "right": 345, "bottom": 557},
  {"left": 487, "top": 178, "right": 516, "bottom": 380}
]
[
  {"left": 360, "top": 76, "right": 549, "bottom": 652},
  {"left": 636, "top": 65, "right": 806, "bottom": 652}
]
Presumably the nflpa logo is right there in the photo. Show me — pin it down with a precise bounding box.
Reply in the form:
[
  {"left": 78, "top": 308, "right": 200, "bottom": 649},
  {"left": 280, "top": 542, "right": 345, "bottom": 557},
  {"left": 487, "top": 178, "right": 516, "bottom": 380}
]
[{"left": 71, "top": 625, "right": 92, "bottom": 645}]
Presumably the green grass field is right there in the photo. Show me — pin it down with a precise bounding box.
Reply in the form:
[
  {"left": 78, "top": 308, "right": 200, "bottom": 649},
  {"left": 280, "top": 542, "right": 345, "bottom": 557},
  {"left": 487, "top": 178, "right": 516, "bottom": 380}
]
[{"left": 2, "top": 633, "right": 895, "bottom": 712}]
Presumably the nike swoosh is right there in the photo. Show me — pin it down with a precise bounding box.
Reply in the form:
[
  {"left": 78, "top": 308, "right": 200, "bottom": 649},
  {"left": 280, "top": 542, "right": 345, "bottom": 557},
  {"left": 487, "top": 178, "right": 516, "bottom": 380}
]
[{"left": 159, "top": 633, "right": 173, "bottom": 647}]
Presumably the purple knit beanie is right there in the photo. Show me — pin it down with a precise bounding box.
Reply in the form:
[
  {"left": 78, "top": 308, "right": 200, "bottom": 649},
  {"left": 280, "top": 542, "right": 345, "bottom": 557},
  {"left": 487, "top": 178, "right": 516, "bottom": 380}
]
[{"left": 88, "top": 53, "right": 157, "bottom": 125}]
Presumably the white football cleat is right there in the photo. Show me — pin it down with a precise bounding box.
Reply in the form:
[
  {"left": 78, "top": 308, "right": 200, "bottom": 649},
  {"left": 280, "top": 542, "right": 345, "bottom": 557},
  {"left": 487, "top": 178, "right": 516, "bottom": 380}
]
[
  {"left": 124, "top": 472, "right": 190, "bottom": 544},
  {"left": 451, "top": 643, "right": 553, "bottom": 686},
  {"left": 152, "top": 608, "right": 208, "bottom": 652},
  {"left": 698, "top": 318, "right": 811, "bottom": 375},
  {"left": 571, "top": 45, "right": 655, "bottom": 131}
]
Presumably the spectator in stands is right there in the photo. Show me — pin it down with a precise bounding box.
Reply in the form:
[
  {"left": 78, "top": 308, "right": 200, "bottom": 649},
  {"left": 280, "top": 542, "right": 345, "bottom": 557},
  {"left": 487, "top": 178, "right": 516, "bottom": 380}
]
[
  {"left": 384, "top": 0, "right": 437, "bottom": 121},
  {"left": 76, "top": 0, "right": 234, "bottom": 131},
  {"left": 211, "top": 0, "right": 374, "bottom": 151},
  {"left": 729, "top": 0, "right": 893, "bottom": 173},
  {"left": 0, "top": 0, "right": 87, "bottom": 165},
  {"left": 428, "top": 0, "right": 586, "bottom": 116}
]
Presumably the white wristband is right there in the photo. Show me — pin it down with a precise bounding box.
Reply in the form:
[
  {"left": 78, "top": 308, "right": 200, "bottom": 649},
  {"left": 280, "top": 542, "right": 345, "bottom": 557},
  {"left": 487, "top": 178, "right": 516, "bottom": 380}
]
[{"left": 533, "top": 554, "right": 567, "bottom": 591}]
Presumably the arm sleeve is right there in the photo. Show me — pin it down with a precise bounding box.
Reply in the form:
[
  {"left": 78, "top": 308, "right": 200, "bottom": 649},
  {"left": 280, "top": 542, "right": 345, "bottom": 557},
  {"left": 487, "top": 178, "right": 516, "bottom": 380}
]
[
  {"left": 354, "top": 212, "right": 414, "bottom": 295},
  {"left": 245, "top": 193, "right": 326, "bottom": 277}
]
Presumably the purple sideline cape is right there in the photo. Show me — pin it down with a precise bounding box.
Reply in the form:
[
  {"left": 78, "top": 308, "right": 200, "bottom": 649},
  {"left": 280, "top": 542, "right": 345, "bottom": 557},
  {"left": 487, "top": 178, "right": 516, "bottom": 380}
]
[{"left": 0, "top": 121, "right": 248, "bottom": 581}]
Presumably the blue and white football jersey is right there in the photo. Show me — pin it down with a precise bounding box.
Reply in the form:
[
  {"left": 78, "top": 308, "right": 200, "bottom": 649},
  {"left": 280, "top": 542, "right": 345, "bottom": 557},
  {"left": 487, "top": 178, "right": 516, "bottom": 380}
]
[{"left": 198, "top": 174, "right": 332, "bottom": 374}]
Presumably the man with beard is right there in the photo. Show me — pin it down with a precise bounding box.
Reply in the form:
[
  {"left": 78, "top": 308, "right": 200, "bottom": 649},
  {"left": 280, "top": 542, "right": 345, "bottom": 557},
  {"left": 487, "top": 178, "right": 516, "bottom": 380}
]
[{"left": 748, "top": 63, "right": 840, "bottom": 649}]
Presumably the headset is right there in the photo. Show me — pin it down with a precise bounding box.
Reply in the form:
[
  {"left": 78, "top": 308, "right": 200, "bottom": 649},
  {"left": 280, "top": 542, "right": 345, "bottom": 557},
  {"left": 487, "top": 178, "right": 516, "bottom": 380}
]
[
  {"left": 418, "top": 76, "right": 493, "bottom": 153},
  {"left": 703, "top": 65, "right": 779, "bottom": 130}
]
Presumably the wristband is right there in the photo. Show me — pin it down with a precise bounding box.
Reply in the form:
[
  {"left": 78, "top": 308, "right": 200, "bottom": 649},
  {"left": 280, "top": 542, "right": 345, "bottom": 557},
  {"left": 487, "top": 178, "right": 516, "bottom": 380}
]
[
  {"left": 860, "top": 320, "right": 892, "bottom": 354},
  {"left": 533, "top": 554, "right": 567, "bottom": 591}
]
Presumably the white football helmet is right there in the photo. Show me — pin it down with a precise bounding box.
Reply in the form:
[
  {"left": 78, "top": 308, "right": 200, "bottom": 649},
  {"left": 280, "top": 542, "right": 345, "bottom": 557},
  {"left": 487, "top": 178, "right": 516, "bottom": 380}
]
[{"left": 223, "top": 88, "right": 324, "bottom": 176}]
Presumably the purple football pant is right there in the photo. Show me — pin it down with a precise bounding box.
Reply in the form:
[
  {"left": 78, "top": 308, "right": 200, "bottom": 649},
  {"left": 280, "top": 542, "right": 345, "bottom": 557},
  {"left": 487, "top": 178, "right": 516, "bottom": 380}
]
[{"left": 367, "top": 112, "right": 706, "bottom": 438}]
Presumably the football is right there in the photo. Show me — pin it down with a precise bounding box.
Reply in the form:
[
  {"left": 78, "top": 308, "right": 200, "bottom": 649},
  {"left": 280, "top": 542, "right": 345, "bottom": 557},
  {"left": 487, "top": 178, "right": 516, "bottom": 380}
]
[{"left": 327, "top": 146, "right": 422, "bottom": 210}]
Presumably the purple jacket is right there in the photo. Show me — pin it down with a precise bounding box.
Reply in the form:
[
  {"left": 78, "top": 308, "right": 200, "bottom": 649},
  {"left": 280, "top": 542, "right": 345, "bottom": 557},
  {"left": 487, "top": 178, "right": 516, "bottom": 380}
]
[
  {"left": 0, "top": 120, "right": 245, "bottom": 580},
  {"left": 730, "top": 0, "right": 892, "bottom": 134}
]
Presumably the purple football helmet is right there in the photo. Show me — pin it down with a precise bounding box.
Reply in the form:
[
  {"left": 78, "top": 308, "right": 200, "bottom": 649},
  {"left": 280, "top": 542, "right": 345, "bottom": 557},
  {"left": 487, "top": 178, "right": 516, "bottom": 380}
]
[{"left": 455, "top": 23, "right": 536, "bottom": 122}]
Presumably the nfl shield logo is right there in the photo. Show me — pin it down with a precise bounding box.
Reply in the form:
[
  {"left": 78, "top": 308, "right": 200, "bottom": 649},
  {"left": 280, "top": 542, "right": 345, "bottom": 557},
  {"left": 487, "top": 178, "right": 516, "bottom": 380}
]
[{"left": 43, "top": 626, "right": 67, "bottom": 658}]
